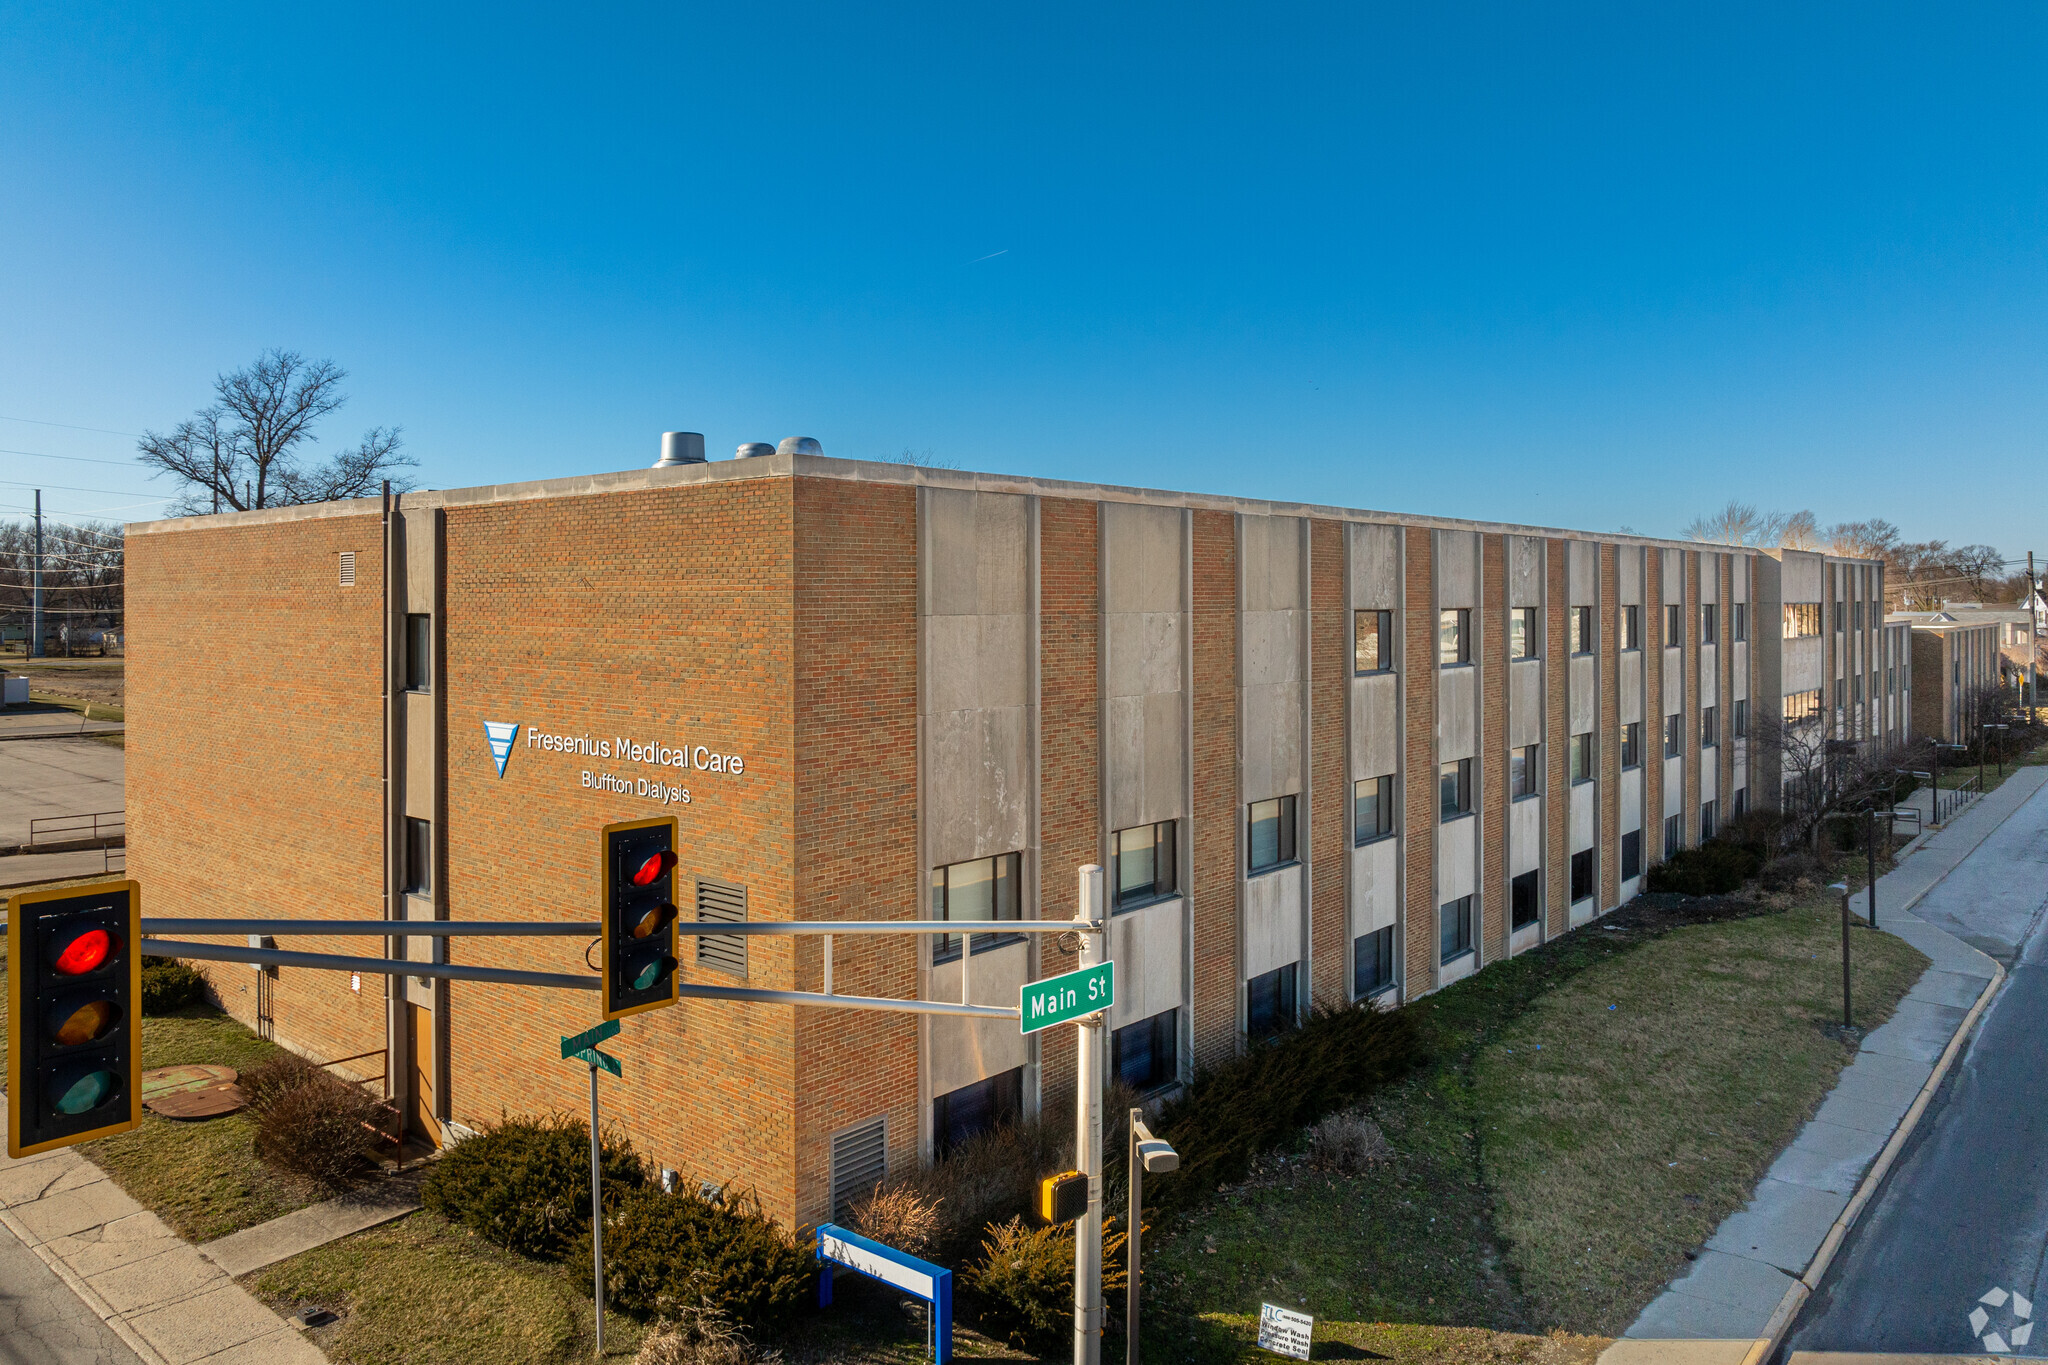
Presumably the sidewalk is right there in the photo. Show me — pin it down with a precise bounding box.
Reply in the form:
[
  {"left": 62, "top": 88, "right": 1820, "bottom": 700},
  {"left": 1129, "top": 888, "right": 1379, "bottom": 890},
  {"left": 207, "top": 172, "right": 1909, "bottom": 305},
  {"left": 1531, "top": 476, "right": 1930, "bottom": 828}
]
[
  {"left": 0, "top": 1098, "right": 328, "bottom": 1365},
  {"left": 1603, "top": 767, "right": 2048, "bottom": 1365}
]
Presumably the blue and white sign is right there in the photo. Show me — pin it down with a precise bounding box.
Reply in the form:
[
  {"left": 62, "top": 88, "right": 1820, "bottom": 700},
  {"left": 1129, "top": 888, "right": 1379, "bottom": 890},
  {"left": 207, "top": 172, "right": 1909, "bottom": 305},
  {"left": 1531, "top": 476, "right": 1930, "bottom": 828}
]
[
  {"left": 483, "top": 721, "right": 520, "bottom": 778},
  {"left": 816, "top": 1223, "right": 952, "bottom": 1364}
]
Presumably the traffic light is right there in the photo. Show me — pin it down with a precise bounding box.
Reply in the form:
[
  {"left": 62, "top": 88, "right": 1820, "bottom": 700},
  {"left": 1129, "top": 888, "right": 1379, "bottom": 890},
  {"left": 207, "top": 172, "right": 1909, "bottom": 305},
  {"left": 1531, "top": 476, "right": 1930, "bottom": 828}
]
[
  {"left": 601, "top": 816, "right": 680, "bottom": 1020},
  {"left": 6, "top": 880, "right": 142, "bottom": 1158}
]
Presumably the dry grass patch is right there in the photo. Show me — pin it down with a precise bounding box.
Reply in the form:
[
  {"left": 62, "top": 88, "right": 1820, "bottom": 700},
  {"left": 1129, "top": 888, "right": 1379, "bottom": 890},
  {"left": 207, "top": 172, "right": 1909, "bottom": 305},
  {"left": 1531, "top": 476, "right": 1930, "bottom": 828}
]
[{"left": 1185, "top": 1314, "right": 1607, "bottom": 1365}]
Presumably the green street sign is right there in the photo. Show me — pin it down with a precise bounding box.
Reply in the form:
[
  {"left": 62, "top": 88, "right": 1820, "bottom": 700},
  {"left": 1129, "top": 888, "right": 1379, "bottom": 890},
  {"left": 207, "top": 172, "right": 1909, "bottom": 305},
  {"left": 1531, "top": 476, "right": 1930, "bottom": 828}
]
[
  {"left": 561, "top": 1019, "right": 621, "bottom": 1059},
  {"left": 1019, "top": 961, "right": 1115, "bottom": 1035},
  {"left": 568, "top": 1046, "right": 622, "bottom": 1078}
]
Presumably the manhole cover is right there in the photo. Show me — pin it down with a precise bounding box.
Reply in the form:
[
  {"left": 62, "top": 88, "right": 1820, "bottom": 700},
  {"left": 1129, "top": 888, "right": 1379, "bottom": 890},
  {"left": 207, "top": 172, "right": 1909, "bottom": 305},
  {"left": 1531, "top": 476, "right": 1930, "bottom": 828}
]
[{"left": 141, "top": 1064, "right": 245, "bottom": 1119}]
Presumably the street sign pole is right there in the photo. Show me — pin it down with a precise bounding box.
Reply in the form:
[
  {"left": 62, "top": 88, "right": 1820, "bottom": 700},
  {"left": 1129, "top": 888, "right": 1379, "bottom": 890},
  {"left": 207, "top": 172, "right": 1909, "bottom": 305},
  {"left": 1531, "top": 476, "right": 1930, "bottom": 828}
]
[
  {"left": 1074, "top": 864, "right": 1105, "bottom": 1365},
  {"left": 589, "top": 1056, "right": 604, "bottom": 1359}
]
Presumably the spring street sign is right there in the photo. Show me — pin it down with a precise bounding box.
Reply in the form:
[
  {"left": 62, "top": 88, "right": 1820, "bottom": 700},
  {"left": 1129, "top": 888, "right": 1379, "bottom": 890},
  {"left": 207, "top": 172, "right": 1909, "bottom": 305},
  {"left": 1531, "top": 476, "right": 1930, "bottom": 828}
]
[{"left": 1019, "top": 961, "right": 1114, "bottom": 1034}]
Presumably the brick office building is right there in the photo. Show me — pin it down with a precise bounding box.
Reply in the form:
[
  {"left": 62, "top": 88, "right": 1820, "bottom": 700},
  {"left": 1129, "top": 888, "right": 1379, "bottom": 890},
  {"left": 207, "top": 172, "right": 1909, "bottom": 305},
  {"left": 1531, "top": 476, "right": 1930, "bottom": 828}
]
[{"left": 126, "top": 451, "right": 1896, "bottom": 1226}]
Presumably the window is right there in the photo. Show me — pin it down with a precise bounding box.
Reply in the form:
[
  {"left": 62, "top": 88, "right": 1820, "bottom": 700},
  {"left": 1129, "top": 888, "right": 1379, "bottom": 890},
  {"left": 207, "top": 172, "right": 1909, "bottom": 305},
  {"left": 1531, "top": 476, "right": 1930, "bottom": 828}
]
[
  {"left": 1887, "top": 664, "right": 1895, "bottom": 693},
  {"left": 1664, "top": 813, "right": 1683, "bottom": 858},
  {"left": 1853, "top": 600, "right": 1865, "bottom": 629},
  {"left": 1701, "top": 603, "right": 1718, "bottom": 645},
  {"left": 1247, "top": 963, "right": 1298, "bottom": 1039},
  {"left": 1783, "top": 603, "right": 1821, "bottom": 638},
  {"left": 1439, "top": 759, "right": 1472, "bottom": 819},
  {"left": 1569, "top": 732, "right": 1595, "bottom": 783},
  {"left": 1701, "top": 705, "right": 1717, "bottom": 748},
  {"left": 1701, "top": 799, "right": 1718, "bottom": 842},
  {"left": 1834, "top": 600, "right": 1846, "bottom": 633},
  {"left": 1509, "top": 607, "right": 1539, "bottom": 660},
  {"left": 1851, "top": 674, "right": 1863, "bottom": 704},
  {"left": 931, "top": 852, "right": 1023, "bottom": 963},
  {"left": 1734, "top": 786, "right": 1749, "bottom": 816},
  {"left": 1570, "top": 849, "right": 1594, "bottom": 904},
  {"left": 1438, "top": 608, "right": 1470, "bottom": 665},
  {"left": 1664, "top": 712, "right": 1683, "bottom": 758},
  {"left": 1621, "top": 721, "right": 1643, "bottom": 768},
  {"left": 1733, "top": 699, "right": 1748, "bottom": 739},
  {"left": 1621, "top": 829, "right": 1643, "bottom": 880},
  {"left": 1732, "top": 603, "right": 1748, "bottom": 642},
  {"left": 1354, "top": 927, "right": 1396, "bottom": 997},
  {"left": 1783, "top": 688, "right": 1823, "bottom": 725},
  {"left": 1666, "top": 603, "right": 1684, "bottom": 645},
  {"left": 1510, "top": 870, "right": 1540, "bottom": 930},
  {"left": 1354, "top": 610, "right": 1392, "bottom": 673},
  {"left": 696, "top": 879, "right": 748, "bottom": 976},
  {"left": 1570, "top": 606, "right": 1594, "bottom": 655},
  {"left": 1248, "top": 797, "right": 1298, "bottom": 873},
  {"left": 1439, "top": 896, "right": 1474, "bottom": 964},
  {"left": 1353, "top": 776, "right": 1395, "bottom": 843},
  {"left": 405, "top": 614, "right": 431, "bottom": 692},
  {"left": 933, "top": 1068, "right": 1023, "bottom": 1158},
  {"left": 1112, "top": 822, "right": 1177, "bottom": 911},
  {"left": 1510, "top": 745, "right": 1539, "bottom": 798},
  {"left": 1621, "top": 604, "right": 1642, "bottom": 650},
  {"left": 403, "top": 817, "right": 432, "bottom": 895},
  {"left": 1111, "top": 1010, "right": 1179, "bottom": 1091}
]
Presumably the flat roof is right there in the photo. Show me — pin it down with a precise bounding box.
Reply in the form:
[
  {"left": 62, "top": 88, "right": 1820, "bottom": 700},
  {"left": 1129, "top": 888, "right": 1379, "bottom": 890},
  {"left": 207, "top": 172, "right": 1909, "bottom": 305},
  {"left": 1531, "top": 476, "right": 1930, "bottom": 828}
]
[{"left": 126, "top": 452, "right": 1883, "bottom": 565}]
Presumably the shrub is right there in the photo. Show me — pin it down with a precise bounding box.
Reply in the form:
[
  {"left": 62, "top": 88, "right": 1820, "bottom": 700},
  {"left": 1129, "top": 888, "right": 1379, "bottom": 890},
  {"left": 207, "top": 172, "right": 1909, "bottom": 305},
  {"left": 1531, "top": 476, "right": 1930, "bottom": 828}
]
[
  {"left": 634, "top": 1303, "right": 782, "bottom": 1365},
  {"left": 1150, "top": 1001, "right": 1420, "bottom": 1211},
  {"left": 238, "top": 1052, "right": 329, "bottom": 1110},
  {"left": 963, "top": 1216, "right": 1127, "bottom": 1350},
  {"left": 1760, "top": 851, "right": 1828, "bottom": 892},
  {"left": 583, "top": 1185, "right": 811, "bottom": 1334},
  {"left": 1305, "top": 1109, "right": 1390, "bottom": 1174},
  {"left": 1643, "top": 839, "right": 1762, "bottom": 896},
  {"left": 250, "top": 1066, "right": 382, "bottom": 1190},
  {"left": 894, "top": 1109, "right": 1072, "bottom": 1263},
  {"left": 422, "top": 1113, "right": 646, "bottom": 1260},
  {"left": 140, "top": 956, "right": 208, "bottom": 1014},
  {"left": 844, "top": 1183, "right": 941, "bottom": 1259}
]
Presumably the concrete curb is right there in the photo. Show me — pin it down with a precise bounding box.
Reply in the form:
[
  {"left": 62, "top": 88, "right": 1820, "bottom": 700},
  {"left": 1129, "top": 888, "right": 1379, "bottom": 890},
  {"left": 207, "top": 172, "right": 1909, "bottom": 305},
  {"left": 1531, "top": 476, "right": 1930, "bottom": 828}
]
[{"left": 0, "top": 1198, "right": 171, "bottom": 1365}]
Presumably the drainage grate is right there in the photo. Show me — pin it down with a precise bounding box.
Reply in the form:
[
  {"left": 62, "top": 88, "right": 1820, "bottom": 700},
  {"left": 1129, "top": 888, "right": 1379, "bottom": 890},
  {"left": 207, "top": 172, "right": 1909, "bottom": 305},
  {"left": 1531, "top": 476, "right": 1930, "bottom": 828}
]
[
  {"left": 829, "top": 1117, "right": 886, "bottom": 1222},
  {"left": 695, "top": 879, "right": 747, "bottom": 978}
]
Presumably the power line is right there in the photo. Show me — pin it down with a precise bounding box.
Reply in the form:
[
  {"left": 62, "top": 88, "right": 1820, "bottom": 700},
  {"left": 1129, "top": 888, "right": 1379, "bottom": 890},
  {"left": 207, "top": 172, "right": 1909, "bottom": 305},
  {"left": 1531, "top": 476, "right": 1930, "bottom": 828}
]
[
  {"left": 0, "top": 445, "right": 147, "bottom": 469},
  {"left": 0, "top": 414, "right": 142, "bottom": 438},
  {"left": 0, "top": 478, "right": 170, "bottom": 500}
]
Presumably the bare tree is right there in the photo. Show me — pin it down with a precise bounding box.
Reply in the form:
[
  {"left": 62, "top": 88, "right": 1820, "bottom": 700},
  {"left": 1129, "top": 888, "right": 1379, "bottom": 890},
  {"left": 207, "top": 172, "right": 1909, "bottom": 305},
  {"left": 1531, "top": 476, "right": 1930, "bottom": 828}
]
[
  {"left": 0, "top": 519, "right": 123, "bottom": 637},
  {"left": 137, "top": 350, "right": 415, "bottom": 514},
  {"left": 1682, "top": 501, "right": 1820, "bottom": 551},
  {"left": 1751, "top": 705, "right": 1902, "bottom": 851},
  {"left": 1824, "top": 518, "right": 1902, "bottom": 561},
  {"left": 896, "top": 447, "right": 962, "bottom": 470}
]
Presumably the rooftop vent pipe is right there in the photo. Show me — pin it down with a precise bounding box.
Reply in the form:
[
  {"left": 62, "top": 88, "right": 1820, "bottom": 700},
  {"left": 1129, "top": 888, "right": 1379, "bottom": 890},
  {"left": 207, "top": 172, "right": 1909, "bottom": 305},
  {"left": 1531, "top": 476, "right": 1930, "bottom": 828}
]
[
  {"left": 776, "top": 437, "right": 823, "bottom": 456},
  {"left": 735, "top": 442, "right": 776, "bottom": 459},
  {"left": 654, "top": 432, "right": 706, "bottom": 468}
]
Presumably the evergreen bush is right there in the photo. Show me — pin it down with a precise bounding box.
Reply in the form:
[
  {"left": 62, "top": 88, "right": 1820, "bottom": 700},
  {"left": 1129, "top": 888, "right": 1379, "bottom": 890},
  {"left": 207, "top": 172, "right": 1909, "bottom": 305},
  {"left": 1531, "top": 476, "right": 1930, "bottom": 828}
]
[
  {"left": 582, "top": 1186, "right": 811, "bottom": 1333},
  {"left": 421, "top": 1114, "right": 646, "bottom": 1260},
  {"left": 140, "top": 956, "right": 208, "bottom": 1014}
]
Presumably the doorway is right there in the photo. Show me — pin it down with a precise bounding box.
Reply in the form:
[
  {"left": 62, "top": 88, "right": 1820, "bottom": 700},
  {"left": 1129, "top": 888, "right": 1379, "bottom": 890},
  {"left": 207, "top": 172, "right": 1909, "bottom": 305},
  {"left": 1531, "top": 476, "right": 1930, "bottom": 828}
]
[{"left": 406, "top": 1003, "right": 438, "bottom": 1146}]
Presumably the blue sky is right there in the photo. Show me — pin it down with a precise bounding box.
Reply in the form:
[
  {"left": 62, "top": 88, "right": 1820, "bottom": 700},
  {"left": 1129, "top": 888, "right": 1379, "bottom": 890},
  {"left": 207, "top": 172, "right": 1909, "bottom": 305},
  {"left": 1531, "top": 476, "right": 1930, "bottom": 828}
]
[{"left": 3, "top": 4, "right": 2046, "bottom": 554}]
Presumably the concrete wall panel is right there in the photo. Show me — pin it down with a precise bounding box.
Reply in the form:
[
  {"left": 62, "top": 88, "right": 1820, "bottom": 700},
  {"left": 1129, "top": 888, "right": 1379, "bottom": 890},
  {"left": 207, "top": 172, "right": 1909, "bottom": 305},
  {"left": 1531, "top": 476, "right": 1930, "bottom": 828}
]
[
  {"left": 928, "top": 943, "right": 1030, "bottom": 1096},
  {"left": 1438, "top": 530, "right": 1477, "bottom": 608},
  {"left": 1351, "top": 672, "right": 1400, "bottom": 780},
  {"left": 1509, "top": 659, "right": 1544, "bottom": 746},
  {"left": 1509, "top": 796, "right": 1541, "bottom": 875},
  {"left": 1438, "top": 815, "right": 1477, "bottom": 902},
  {"left": 1350, "top": 837, "right": 1400, "bottom": 936},
  {"left": 1106, "top": 898, "right": 1184, "bottom": 1029},
  {"left": 1244, "top": 867, "right": 1304, "bottom": 978},
  {"left": 1438, "top": 665, "right": 1477, "bottom": 760},
  {"left": 1569, "top": 655, "right": 1596, "bottom": 731},
  {"left": 1349, "top": 522, "right": 1402, "bottom": 609}
]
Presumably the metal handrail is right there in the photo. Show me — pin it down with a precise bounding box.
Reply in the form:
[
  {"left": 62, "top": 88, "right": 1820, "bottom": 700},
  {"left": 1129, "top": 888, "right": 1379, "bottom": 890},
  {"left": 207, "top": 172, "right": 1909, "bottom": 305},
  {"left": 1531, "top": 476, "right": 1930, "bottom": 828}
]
[{"left": 26, "top": 809, "right": 124, "bottom": 850}]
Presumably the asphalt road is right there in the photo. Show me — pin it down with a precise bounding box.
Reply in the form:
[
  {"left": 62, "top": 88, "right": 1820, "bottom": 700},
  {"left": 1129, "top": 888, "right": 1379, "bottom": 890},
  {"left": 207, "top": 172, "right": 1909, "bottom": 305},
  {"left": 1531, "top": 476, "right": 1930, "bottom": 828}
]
[
  {"left": 1785, "top": 779, "right": 2048, "bottom": 1357},
  {"left": 0, "top": 1222, "right": 143, "bottom": 1364}
]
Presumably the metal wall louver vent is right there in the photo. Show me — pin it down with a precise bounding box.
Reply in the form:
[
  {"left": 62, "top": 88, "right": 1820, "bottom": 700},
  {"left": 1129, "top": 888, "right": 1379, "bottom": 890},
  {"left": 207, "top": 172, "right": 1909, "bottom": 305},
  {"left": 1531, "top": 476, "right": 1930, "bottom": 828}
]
[
  {"left": 829, "top": 1117, "right": 886, "bottom": 1222},
  {"left": 338, "top": 551, "right": 357, "bottom": 587},
  {"left": 695, "top": 879, "right": 747, "bottom": 978}
]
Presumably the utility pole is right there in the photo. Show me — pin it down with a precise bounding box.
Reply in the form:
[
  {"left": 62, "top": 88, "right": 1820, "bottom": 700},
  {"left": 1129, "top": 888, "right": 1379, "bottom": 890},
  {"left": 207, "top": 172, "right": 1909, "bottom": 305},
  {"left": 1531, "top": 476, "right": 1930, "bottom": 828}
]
[
  {"left": 29, "top": 489, "right": 44, "bottom": 659},
  {"left": 2030, "top": 552, "right": 2040, "bottom": 723},
  {"left": 1074, "top": 865, "right": 1106, "bottom": 1365}
]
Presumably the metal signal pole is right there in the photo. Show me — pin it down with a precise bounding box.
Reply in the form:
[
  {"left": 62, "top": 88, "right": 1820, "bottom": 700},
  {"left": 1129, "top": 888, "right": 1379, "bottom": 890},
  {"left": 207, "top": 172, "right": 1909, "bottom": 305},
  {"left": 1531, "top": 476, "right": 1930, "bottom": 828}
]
[
  {"left": 1074, "top": 864, "right": 1106, "bottom": 1365},
  {"left": 30, "top": 489, "right": 44, "bottom": 659},
  {"left": 589, "top": 1057, "right": 605, "bottom": 1357}
]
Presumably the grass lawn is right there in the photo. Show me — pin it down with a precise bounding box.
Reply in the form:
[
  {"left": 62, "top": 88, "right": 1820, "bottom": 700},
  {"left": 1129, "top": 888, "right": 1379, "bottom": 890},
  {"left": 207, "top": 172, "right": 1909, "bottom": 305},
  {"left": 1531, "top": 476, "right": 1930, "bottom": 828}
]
[
  {"left": 19, "top": 662, "right": 126, "bottom": 711},
  {"left": 1142, "top": 886, "right": 1929, "bottom": 1357},
  {"left": 2, "top": 948, "right": 325, "bottom": 1242}
]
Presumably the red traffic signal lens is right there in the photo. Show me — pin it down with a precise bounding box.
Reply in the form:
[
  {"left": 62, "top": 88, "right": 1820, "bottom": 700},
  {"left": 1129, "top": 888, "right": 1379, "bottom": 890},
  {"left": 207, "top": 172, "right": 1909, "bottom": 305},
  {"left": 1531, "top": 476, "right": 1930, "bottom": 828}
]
[
  {"left": 55, "top": 1000, "right": 118, "bottom": 1047},
  {"left": 51, "top": 927, "right": 119, "bottom": 977},
  {"left": 630, "top": 903, "right": 677, "bottom": 940},
  {"left": 630, "top": 851, "right": 677, "bottom": 888}
]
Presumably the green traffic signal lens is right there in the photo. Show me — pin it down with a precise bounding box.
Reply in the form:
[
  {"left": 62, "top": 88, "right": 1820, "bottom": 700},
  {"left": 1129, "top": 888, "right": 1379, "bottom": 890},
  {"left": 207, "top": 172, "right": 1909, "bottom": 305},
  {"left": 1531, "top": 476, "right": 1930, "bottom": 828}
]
[
  {"left": 53, "top": 1069, "right": 119, "bottom": 1116},
  {"left": 629, "top": 953, "right": 677, "bottom": 991}
]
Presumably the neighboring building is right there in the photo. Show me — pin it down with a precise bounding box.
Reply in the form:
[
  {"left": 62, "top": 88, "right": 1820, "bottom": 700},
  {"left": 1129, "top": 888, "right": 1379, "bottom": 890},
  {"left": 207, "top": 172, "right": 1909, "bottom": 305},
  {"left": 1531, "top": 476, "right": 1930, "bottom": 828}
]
[
  {"left": 126, "top": 450, "right": 1889, "bottom": 1226},
  {"left": 1896, "top": 613, "right": 2003, "bottom": 743},
  {"left": 1891, "top": 597, "right": 2043, "bottom": 696}
]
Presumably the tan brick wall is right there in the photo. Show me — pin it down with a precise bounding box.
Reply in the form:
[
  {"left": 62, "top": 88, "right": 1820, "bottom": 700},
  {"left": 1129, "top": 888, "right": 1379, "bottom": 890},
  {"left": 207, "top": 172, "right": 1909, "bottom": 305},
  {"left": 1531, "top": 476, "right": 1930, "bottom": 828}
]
[
  {"left": 789, "top": 476, "right": 917, "bottom": 1226},
  {"left": 1309, "top": 519, "right": 1349, "bottom": 1007},
  {"left": 1402, "top": 528, "right": 1437, "bottom": 992},
  {"left": 1599, "top": 544, "right": 1621, "bottom": 909},
  {"left": 1545, "top": 539, "right": 1569, "bottom": 933},
  {"left": 1190, "top": 509, "right": 1239, "bottom": 1058},
  {"left": 1036, "top": 496, "right": 1099, "bottom": 1105},
  {"left": 1480, "top": 534, "right": 1508, "bottom": 961},
  {"left": 128, "top": 514, "right": 391, "bottom": 1075}
]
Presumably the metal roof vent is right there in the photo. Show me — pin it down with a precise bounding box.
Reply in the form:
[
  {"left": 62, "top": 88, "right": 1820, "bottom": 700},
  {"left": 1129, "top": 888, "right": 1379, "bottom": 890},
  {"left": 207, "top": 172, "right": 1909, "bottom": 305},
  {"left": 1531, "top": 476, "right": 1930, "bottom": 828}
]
[
  {"left": 653, "top": 432, "right": 706, "bottom": 468},
  {"left": 735, "top": 442, "right": 775, "bottom": 459},
  {"left": 776, "top": 436, "right": 823, "bottom": 456}
]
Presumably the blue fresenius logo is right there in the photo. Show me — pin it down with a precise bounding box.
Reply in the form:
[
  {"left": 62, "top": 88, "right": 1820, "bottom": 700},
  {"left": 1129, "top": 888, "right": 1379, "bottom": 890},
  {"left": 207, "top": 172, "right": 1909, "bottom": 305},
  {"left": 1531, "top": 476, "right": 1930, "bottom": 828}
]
[{"left": 483, "top": 721, "right": 520, "bottom": 778}]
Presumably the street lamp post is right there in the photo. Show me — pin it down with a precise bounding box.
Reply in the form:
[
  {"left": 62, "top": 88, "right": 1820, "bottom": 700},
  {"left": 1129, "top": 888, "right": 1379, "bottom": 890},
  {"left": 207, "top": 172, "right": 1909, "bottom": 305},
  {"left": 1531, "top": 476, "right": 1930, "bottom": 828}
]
[
  {"left": 1126, "top": 1113, "right": 1178, "bottom": 1365},
  {"left": 1985, "top": 723, "right": 2010, "bottom": 780},
  {"left": 1830, "top": 881, "right": 1853, "bottom": 1029}
]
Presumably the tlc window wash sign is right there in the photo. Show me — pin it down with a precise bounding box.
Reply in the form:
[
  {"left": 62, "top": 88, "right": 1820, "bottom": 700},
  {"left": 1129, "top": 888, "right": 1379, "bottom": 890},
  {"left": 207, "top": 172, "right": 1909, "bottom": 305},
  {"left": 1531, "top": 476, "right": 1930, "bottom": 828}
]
[{"left": 482, "top": 721, "right": 747, "bottom": 808}]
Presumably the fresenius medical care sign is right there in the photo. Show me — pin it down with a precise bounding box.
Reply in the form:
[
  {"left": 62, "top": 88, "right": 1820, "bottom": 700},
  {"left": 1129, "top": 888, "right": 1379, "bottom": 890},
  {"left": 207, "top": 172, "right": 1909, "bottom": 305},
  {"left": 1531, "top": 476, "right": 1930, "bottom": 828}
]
[{"left": 483, "top": 719, "right": 747, "bottom": 808}]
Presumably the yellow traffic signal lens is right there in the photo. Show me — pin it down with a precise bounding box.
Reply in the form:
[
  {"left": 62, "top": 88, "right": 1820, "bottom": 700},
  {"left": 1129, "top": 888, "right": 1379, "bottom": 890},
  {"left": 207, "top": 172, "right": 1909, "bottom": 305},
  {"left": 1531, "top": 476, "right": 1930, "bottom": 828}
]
[
  {"left": 55, "top": 1000, "right": 117, "bottom": 1047},
  {"left": 54, "top": 1069, "right": 118, "bottom": 1116},
  {"left": 630, "top": 903, "right": 677, "bottom": 940}
]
